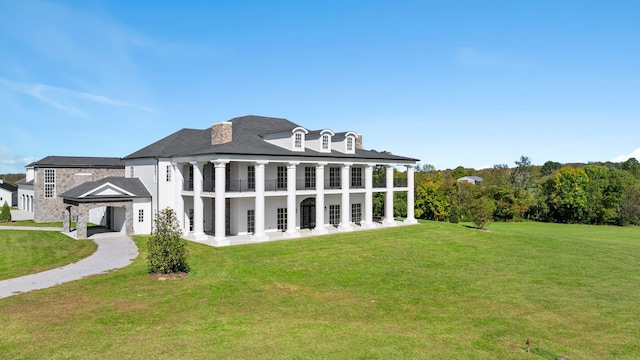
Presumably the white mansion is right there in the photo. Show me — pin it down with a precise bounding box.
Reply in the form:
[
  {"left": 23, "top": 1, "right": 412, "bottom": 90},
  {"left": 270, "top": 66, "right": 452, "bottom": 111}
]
[{"left": 19, "top": 116, "right": 419, "bottom": 246}]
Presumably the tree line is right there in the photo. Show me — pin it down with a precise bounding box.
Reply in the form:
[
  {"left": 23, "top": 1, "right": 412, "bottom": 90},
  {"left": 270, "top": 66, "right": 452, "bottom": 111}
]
[{"left": 384, "top": 156, "right": 640, "bottom": 228}]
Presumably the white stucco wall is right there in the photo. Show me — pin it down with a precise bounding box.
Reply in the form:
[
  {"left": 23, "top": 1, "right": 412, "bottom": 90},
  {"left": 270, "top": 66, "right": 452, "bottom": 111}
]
[{"left": 133, "top": 198, "right": 152, "bottom": 235}]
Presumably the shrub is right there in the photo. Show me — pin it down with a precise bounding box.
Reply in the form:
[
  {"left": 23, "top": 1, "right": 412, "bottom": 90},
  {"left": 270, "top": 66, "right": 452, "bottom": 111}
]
[
  {"left": 147, "top": 208, "right": 189, "bottom": 274},
  {"left": 466, "top": 196, "right": 495, "bottom": 229},
  {"left": 0, "top": 201, "right": 11, "bottom": 222}
]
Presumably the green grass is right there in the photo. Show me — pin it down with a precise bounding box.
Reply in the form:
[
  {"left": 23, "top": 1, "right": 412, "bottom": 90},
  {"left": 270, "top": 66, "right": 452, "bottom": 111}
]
[
  {"left": 0, "top": 221, "right": 638, "bottom": 359},
  {"left": 0, "top": 220, "right": 99, "bottom": 228},
  {"left": 0, "top": 231, "right": 97, "bottom": 280}
]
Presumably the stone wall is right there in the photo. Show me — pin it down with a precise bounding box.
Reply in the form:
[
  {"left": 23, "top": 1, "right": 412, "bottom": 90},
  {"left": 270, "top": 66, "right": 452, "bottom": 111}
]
[
  {"left": 211, "top": 122, "right": 233, "bottom": 145},
  {"left": 64, "top": 200, "right": 133, "bottom": 239},
  {"left": 34, "top": 167, "right": 125, "bottom": 223}
]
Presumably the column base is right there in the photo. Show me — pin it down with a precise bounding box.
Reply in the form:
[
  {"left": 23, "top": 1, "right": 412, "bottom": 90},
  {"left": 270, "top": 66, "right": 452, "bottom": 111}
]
[
  {"left": 192, "top": 232, "right": 208, "bottom": 241},
  {"left": 338, "top": 223, "right": 353, "bottom": 232},
  {"left": 252, "top": 233, "right": 269, "bottom": 242},
  {"left": 404, "top": 218, "right": 418, "bottom": 224},
  {"left": 284, "top": 230, "right": 300, "bottom": 239},
  {"left": 312, "top": 226, "right": 329, "bottom": 235},
  {"left": 360, "top": 221, "right": 377, "bottom": 229},
  {"left": 213, "top": 237, "right": 229, "bottom": 247},
  {"left": 382, "top": 218, "right": 397, "bottom": 227}
]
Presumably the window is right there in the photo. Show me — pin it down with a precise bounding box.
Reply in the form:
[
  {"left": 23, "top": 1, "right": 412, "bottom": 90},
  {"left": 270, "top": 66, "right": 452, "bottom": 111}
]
[
  {"left": 329, "top": 205, "right": 340, "bottom": 226},
  {"left": 322, "top": 134, "right": 329, "bottom": 150},
  {"left": 138, "top": 209, "right": 144, "bottom": 222},
  {"left": 188, "top": 209, "right": 194, "bottom": 231},
  {"left": 166, "top": 165, "right": 172, "bottom": 182},
  {"left": 294, "top": 132, "right": 303, "bottom": 149},
  {"left": 128, "top": 166, "right": 135, "bottom": 178},
  {"left": 352, "top": 203, "right": 362, "bottom": 223},
  {"left": 188, "top": 165, "right": 194, "bottom": 191},
  {"left": 277, "top": 166, "right": 287, "bottom": 190},
  {"left": 44, "top": 169, "right": 55, "bottom": 198},
  {"left": 329, "top": 167, "right": 341, "bottom": 188},
  {"left": 346, "top": 137, "right": 354, "bottom": 152},
  {"left": 351, "top": 167, "right": 363, "bottom": 188},
  {"left": 247, "top": 209, "right": 255, "bottom": 234},
  {"left": 305, "top": 166, "right": 316, "bottom": 189},
  {"left": 247, "top": 165, "right": 255, "bottom": 190},
  {"left": 277, "top": 208, "right": 287, "bottom": 231}
]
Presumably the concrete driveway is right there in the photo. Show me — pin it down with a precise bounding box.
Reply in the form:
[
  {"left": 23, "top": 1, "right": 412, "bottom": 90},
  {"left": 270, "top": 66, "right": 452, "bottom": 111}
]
[{"left": 0, "top": 232, "right": 139, "bottom": 299}]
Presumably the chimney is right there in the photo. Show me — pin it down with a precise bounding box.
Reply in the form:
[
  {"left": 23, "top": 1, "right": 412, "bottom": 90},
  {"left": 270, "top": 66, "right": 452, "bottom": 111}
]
[
  {"left": 211, "top": 122, "right": 233, "bottom": 145},
  {"left": 356, "top": 134, "right": 363, "bottom": 150}
]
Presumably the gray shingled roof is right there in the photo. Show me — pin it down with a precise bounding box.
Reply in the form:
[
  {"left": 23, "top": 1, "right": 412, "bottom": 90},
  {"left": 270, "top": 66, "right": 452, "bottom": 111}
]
[
  {"left": 124, "top": 115, "right": 418, "bottom": 162},
  {"left": 15, "top": 178, "right": 33, "bottom": 186},
  {"left": 28, "top": 156, "right": 124, "bottom": 168},
  {"left": 0, "top": 182, "right": 17, "bottom": 192},
  {"left": 59, "top": 177, "right": 151, "bottom": 201}
]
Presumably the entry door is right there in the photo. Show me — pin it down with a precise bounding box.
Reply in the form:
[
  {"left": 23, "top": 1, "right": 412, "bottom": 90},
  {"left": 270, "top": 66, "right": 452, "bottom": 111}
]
[{"left": 300, "top": 198, "right": 316, "bottom": 229}]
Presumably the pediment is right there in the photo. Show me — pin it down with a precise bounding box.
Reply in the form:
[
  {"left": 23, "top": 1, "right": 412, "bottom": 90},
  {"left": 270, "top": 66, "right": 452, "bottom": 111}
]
[{"left": 79, "top": 183, "right": 135, "bottom": 198}]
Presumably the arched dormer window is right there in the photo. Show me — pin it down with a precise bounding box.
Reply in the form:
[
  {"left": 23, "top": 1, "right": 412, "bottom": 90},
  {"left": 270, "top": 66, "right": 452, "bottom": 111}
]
[
  {"left": 291, "top": 127, "right": 308, "bottom": 152},
  {"left": 344, "top": 131, "right": 357, "bottom": 154},
  {"left": 322, "top": 134, "right": 330, "bottom": 150},
  {"left": 319, "top": 129, "right": 334, "bottom": 153}
]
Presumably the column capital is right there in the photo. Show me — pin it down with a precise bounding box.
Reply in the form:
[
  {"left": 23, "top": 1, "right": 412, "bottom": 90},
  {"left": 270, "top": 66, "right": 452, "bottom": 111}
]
[
  {"left": 287, "top": 161, "right": 300, "bottom": 166},
  {"left": 366, "top": 163, "right": 375, "bottom": 169},
  {"left": 212, "top": 160, "right": 229, "bottom": 168},
  {"left": 254, "top": 160, "right": 269, "bottom": 166},
  {"left": 342, "top": 163, "right": 353, "bottom": 168},
  {"left": 316, "top": 162, "right": 328, "bottom": 167},
  {"left": 385, "top": 164, "right": 397, "bottom": 169},
  {"left": 189, "top": 160, "right": 207, "bottom": 166}
]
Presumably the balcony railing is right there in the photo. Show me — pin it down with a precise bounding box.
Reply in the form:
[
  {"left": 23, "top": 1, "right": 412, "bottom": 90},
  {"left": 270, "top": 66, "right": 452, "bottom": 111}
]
[
  {"left": 183, "top": 177, "right": 409, "bottom": 193},
  {"left": 373, "top": 177, "right": 408, "bottom": 188},
  {"left": 265, "top": 180, "right": 288, "bottom": 192}
]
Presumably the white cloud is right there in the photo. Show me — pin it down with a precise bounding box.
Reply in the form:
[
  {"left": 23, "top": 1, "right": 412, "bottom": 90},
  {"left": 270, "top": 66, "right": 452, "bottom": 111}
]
[
  {"left": 612, "top": 148, "right": 640, "bottom": 163},
  {"left": 0, "top": 77, "right": 155, "bottom": 116}
]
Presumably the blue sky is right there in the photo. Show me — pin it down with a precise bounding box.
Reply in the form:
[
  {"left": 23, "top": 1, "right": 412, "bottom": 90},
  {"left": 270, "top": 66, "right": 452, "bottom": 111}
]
[{"left": 1, "top": 0, "right": 639, "bottom": 174}]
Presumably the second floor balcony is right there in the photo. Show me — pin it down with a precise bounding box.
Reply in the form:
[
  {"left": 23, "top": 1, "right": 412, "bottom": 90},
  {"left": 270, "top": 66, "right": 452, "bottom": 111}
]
[{"left": 184, "top": 177, "right": 409, "bottom": 193}]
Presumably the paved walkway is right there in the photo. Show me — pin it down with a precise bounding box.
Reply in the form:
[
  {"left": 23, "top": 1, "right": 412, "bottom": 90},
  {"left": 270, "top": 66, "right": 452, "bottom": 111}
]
[{"left": 0, "top": 232, "right": 139, "bottom": 299}]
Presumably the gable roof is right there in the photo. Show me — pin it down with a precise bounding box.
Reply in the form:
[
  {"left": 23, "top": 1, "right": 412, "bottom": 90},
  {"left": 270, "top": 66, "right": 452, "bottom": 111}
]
[
  {"left": 124, "top": 115, "right": 418, "bottom": 163},
  {"left": 28, "top": 156, "right": 124, "bottom": 169},
  {"left": 59, "top": 177, "right": 151, "bottom": 201}
]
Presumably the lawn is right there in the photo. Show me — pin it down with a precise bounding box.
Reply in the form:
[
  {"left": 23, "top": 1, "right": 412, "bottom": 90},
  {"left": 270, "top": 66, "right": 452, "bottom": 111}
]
[
  {"left": 0, "top": 221, "right": 638, "bottom": 359},
  {"left": 0, "top": 230, "right": 97, "bottom": 280}
]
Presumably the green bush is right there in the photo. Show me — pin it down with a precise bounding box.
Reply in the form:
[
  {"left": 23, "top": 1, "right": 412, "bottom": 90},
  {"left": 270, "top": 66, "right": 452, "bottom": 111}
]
[
  {"left": 147, "top": 208, "right": 189, "bottom": 274},
  {"left": 0, "top": 201, "right": 11, "bottom": 222}
]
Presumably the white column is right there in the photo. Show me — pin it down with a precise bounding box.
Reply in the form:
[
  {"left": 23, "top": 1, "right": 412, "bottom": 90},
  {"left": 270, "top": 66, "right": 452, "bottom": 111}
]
[
  {"left": 338, "top": 163, "right": 353, "bottom": 232},
  {"left": 252, "top": 161, "right": 268, "bottom": 242},
  {"left": 313, "top": 162, "right": 328, "bottom": 235},
  {"left": 285, "top": 162, "right": 300, "bottom": 238},
  {"left": 214, "top": 161, "right": 229, "bottom": 246},
  {"left": 191, "top": 161, "right": 207, "bottom": 240},
  {"left": 363, "top": 164, "right": 375, "bottom": 228},
  {"left": 404, "top": 165, "right": 418, "bottom": 224},
  {"left": 174, "top": 162, "right": 186, "bottom": 236},
  {"left": 382, "top": 164, "right": 396, "bottom": 226}
]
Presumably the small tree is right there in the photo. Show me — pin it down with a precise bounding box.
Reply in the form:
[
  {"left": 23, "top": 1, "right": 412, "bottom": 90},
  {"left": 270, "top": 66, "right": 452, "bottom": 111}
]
[
  {"left": 466, "top": 196, "right": 495, "bottom": 230},
  {"left": 0, "top": 201, "right": 11, "bottom": 222},
  {"left": 147, "top": 208, "right": 189, "bottom": 274}
]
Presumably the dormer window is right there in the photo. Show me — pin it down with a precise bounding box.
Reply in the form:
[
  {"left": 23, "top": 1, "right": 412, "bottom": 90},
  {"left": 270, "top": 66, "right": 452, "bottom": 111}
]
[
  {"left": 294, "top": 133, "right": 303, "bottom": 149},
  {"left": 290, "top": 127, "right": 308, "bottom": 152},
  {"left": 346, "top": 137, "right": 354, "bottom": 152},
  {"left": 322, "top": 135, "right": 329, "bottom": 150}
]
